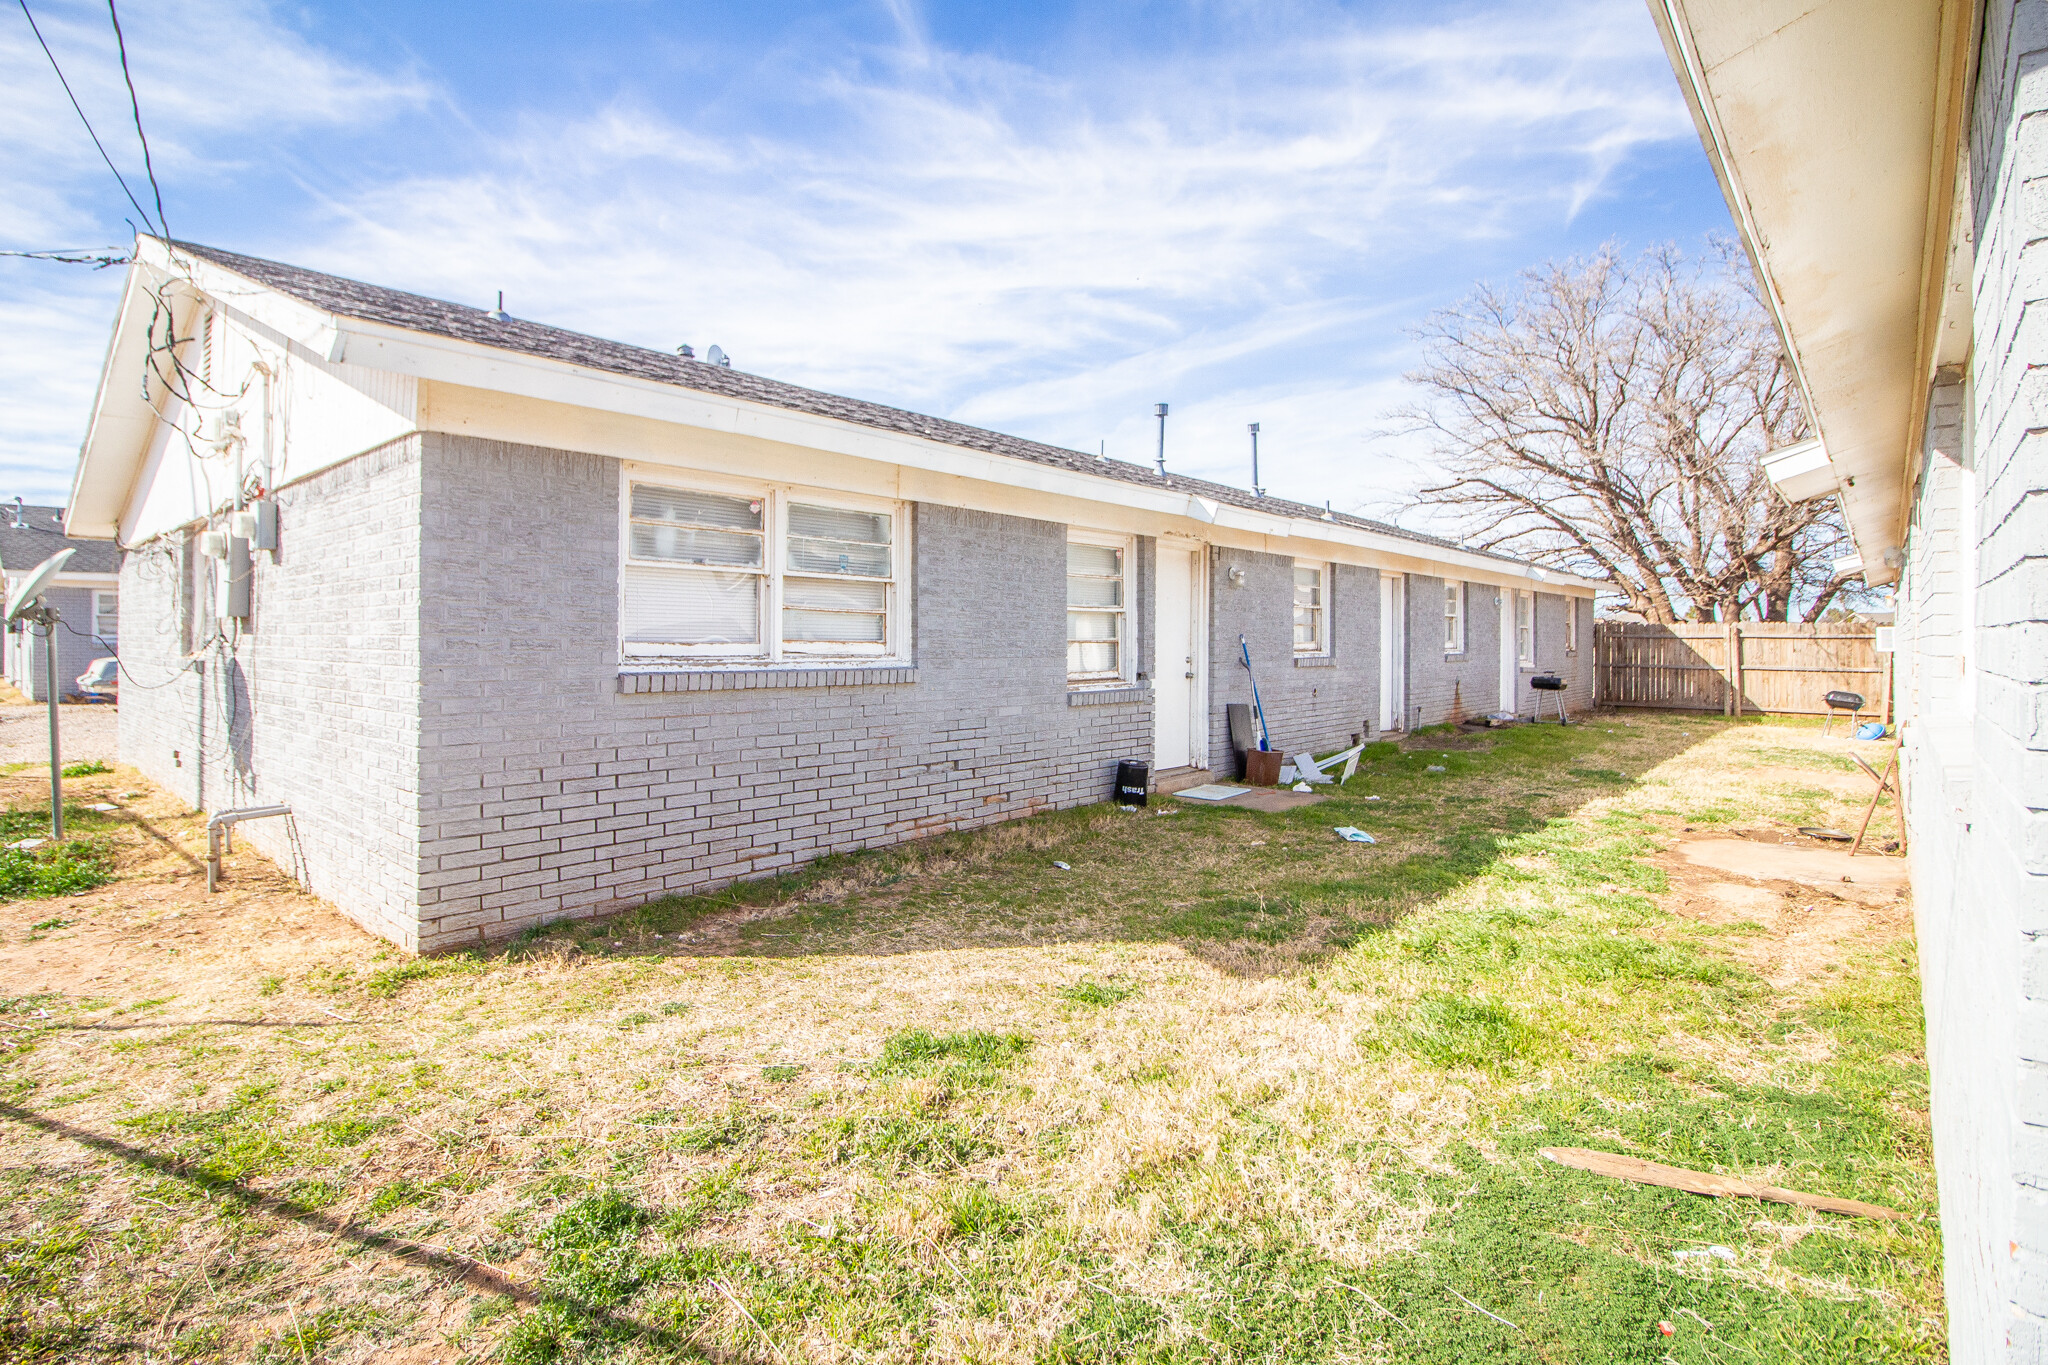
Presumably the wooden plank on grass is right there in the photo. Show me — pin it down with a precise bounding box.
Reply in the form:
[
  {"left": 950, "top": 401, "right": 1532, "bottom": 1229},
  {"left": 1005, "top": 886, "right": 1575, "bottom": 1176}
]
[{"left": 1539, "top": 1147, "right": 1902, "bottom": 1219}]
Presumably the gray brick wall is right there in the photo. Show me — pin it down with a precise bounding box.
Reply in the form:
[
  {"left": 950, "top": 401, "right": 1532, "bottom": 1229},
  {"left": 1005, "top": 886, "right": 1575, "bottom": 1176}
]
[
  {"left": 1406, "top": 575, "right": 1502, "bottom": 725},
  {"left": 1511, "top": 592, "right": 1591, "bottom": 719},
  {"left": 1204, "top": 549, "right": 1378, "bottom": 772},
  {"left": 412, "top": 434, "right": 1150, "bottom": 949},
  {"left": 116, "top": 437, "right": 424, "bottom": 948},
  {"left": 1907, "top": 4, "right": 2048, "bottom": 1359}
]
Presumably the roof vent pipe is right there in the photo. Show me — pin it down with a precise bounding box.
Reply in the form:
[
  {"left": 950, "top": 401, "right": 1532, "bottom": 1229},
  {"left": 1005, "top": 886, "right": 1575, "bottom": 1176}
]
[
  {"left": 486, "top": 290, "right": 509, "bottom": 322},
  {"left": 1248, "top": 422, "right": 1263, "bottom": 497},
  {"left": 1154, "top": 403, "right": 1169, "bottom": 476}
]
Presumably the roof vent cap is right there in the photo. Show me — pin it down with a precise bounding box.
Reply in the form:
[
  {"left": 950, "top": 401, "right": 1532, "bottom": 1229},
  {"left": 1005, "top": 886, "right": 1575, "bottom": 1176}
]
[
  {"left": 486, "top": 290, "right": 510, "bottom": 322},
  {"left": 676, "top": 344, "right": 695, "bottom": 360}
]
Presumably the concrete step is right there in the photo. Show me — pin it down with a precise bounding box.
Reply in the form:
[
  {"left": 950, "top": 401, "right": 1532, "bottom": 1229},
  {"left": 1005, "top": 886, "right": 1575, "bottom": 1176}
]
[{"left": 1150, "top": 766, "right": 1215, "bottom": 795}]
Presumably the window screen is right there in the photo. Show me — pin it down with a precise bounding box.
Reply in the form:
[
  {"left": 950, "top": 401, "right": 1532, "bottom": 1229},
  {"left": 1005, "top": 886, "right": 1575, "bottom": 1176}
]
[
  {"left": 1443, "top": 581, "right": 1464, "bottom": 652},
  {"left": 783, "top": 503, "right": 892, "bottom": 648},
  {"left": 1067, "top": 541, "right": 1124, "bottom": 678},
  {"left": 623, "top": 483, "right": 765, "bottom": 650},
  {"left": 1293, "top": 563, "right": 1326, "bottom": 653}
]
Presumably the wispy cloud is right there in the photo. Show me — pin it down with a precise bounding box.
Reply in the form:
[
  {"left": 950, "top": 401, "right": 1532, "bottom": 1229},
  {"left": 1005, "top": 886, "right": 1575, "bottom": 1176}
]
[{"left": 0, "top": 0, "right": 1699, "bottom": 512}]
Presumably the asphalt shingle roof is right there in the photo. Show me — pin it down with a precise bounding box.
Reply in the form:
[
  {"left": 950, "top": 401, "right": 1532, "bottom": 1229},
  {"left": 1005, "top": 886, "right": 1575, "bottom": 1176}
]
[
  {"left": 175, "top": 241, "right": 1532, "bottom": 569},
  {"left": 0, "top": 504, "right": 118, "bottom": 576}
]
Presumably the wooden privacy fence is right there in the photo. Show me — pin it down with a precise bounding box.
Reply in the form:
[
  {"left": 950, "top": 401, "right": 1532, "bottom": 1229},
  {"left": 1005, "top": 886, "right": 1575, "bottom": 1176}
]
[{"left": 1594, "top": 621, "right": 1889, "bottom": 717}]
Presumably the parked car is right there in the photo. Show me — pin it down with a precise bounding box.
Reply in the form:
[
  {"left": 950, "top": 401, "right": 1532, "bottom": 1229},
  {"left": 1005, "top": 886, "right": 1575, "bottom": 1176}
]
[{"left": 75, "top": 657, "right": 117, "bottom": 700}]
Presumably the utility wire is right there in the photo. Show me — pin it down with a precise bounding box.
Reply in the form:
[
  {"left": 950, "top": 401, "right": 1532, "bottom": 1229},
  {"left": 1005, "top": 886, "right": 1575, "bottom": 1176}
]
[
  {"left": 15, "top": 0, "right": 160, "bottom": 238},
  {"left": 105, "top": 0, "right": 166, "bottom": 242},
  {"left": 53, "top": 617, "right": 192, "bottom": 691},
  {"left": 0, "top": 247, "right": 129, "bottom": 268}
]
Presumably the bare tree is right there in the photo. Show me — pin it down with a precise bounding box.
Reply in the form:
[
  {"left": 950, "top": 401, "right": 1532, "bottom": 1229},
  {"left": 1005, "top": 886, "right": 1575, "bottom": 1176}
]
[{"left": 1393, "top": 244, "right": 1861, "bottom": 622}]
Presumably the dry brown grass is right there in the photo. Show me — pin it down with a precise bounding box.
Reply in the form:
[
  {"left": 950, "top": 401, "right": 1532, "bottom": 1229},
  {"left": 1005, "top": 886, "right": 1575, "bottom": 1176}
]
[{"left": 0, "top": 713, "right": 1938, "bottom": 1363}]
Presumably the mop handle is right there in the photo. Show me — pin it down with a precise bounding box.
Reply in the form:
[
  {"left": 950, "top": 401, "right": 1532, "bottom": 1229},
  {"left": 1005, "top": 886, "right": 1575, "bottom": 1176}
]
[{"left": 1239, "top": 634, "right": 1271, "bottom": 751}]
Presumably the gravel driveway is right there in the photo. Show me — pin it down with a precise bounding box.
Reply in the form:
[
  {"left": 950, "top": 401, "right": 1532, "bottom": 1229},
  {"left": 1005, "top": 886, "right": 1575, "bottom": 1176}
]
[{"left": 0, "top": 703, "right": 117, "bottom": 766}]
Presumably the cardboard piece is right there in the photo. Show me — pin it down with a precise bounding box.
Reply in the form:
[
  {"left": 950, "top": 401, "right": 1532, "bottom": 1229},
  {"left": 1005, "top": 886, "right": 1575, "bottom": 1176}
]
[{"left": 1539, "top": 1147, "right": 1902, "bottom": 1219}]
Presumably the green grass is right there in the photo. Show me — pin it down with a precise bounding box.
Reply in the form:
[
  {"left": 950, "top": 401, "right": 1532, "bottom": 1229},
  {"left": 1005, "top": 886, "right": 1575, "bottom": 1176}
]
[
  {"left": 0, "top": 712, "right": 1937, "bottom": 1361},
  {"left": 58, "top": 761, "right": 111, "bottom": 778}
]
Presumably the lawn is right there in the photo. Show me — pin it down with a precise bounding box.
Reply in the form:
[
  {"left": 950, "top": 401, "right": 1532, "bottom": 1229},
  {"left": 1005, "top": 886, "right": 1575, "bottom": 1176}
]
[{"left": 0, "top": 712, "right": 1937, "bottom": 1362}]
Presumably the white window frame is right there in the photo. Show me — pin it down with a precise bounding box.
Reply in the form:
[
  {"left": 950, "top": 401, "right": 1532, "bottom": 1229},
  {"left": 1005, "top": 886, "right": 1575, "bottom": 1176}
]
[
  {"left": 1067, "top": 529, "right": 1132, "bottom": 686},
  {"left": 617, "top": 465, "right": 909, "bottom": 667},
  {"left": 1292, "top": 561, "right": 1330, "bottom": 656},
  {"left": 1443, "top": 580, "right": 1465, "bottom": 654},
  {"left": 92, "top": 590, "right": 118, "bottom": 643},
  {"left": 1516, "top": 590, "right": 1535, "bottom": 666}
]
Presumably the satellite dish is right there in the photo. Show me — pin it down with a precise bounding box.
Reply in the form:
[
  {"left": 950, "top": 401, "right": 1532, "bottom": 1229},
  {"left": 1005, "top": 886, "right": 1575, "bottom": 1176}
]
[
  {"left": 5, "top": 549, "right": 72, "bottom": 625},
  {"left": 706, "top": 345, "right": 729, "bottom": 367}
]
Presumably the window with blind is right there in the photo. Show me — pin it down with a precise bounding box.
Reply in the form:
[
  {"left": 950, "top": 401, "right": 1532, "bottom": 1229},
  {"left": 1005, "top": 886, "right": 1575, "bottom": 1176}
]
[
  {"left": 93, "top": 591, "right": 118, "bottom": 643},
  {"left": 621, "top": 475, "right": 901, "bottom": 663},
  {"left": 1516, "top": 591, "right": 1535, "bottom": 664},
  {"left": 1293, "top": 562, "right": 1327, "bottom": 654},
  {"left": 1443, "top": 580, "right": 1464, "bottom": 653},
  {"left": 1066, "top": 539, "right": 1125, "bottom": 681}
]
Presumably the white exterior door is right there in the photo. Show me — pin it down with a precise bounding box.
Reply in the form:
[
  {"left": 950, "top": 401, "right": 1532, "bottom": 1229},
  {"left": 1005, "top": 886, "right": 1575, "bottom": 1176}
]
[
  {"left": 1500, "top": 589, "right": 1519, "bottom": 713},
  {"left": 1380, "top": 572, "right": 1406, "bottom": 732},
  {"left": 1154, "top": 544, "right": 1198, "bottom": 770}
]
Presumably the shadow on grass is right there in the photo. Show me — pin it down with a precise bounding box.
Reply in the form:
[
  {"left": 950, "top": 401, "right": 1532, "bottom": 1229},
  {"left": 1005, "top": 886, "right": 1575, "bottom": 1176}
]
[
  {"left": 484, "top": 713, "right": 1711, "bottom": 979},
  {"left": 0, "top": 1100, "right": 737, "bottom": 1362}
]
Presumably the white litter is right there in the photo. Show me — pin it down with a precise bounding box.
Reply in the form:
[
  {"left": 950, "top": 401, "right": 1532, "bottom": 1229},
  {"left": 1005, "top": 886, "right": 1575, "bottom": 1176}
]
[
  {"left": 7, "top": 838, "right": 45, "bottom": 851},
  {"left": 1364, "top": 795, "right": 1382, "bottom": 802},
  {"left": 84, "top": 803, "right": 118, "bottom": 812},
  {"left": 1052, "top": 861, "right": 1071, "bottom": 870},
  {"left": 1334, "top": 827, "right": 1376, "bottom": 843},
  {"left": 1174, "top": 784, "right": 1252, "bottom": 802},
  {"left": 1292, "top": 781, "right": 1313, "bottom": 793},
  {"left": 1425, "top": 765, "right": 1447, "bottom": 773},
  {"left": 1672, "top": 1246, "right": 1736, "bottom": 1263}
]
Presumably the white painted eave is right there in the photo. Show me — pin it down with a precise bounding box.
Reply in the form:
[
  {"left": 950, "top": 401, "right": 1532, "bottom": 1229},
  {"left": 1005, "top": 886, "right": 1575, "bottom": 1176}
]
[
  {"left": 1760, "top": 437, "right": 1840, "bottom": 503},
  {"left": 1646, "top": 0, "right": 1968, "bottom": 589}
]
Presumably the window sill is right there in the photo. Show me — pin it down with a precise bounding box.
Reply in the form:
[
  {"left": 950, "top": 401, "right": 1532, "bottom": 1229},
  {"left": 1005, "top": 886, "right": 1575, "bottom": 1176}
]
[
  {"left": 618, "top": 664, "right": 916, "bottom": 694},
  {"left": 1442, "top": 651, "right": 1466, "bottom": 661},
  {"left": 1067, "top": 683, "right": 1150, "bottom": 706},
  {"left": 1294, "top": 654, "right": 1335, "bottom": 668}
]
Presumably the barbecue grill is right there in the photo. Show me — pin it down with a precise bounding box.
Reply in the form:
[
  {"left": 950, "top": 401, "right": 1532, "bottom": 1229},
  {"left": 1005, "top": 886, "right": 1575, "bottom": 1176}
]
[
  {"left": 1529, "top": 673, "right": 1569, "bottom": 724},
  {"left": 1821, "top": 689, "right": 1865, "bottom": 737}
]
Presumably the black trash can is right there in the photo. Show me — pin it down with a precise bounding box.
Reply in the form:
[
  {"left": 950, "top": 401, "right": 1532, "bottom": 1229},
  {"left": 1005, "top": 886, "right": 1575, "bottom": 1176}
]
[{"left": 1113, "top": 760, "right": 1149, "bottom": 807}]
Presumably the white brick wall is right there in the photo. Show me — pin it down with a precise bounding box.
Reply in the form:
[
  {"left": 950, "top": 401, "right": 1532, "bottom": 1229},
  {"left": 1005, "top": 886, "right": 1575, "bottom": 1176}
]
[
  {"left": 117, "top": 436, "right": 424, "bottom": 947},
  {"left": 1906, "top": 4, "right": 2048, "bottom": 1358}
]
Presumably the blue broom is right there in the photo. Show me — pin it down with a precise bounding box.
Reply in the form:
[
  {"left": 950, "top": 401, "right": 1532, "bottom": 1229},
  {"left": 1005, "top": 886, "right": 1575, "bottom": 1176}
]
[{"left": 1239, "top": 634, "right": 1271, "bottom": 751}]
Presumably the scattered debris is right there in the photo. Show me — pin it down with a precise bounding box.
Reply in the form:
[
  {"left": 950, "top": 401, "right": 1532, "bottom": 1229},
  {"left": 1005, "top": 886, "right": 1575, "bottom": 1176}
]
[
  {"left": 1425, "top": 765, "right": 1446, "bottom": 774},
  {"left": 1659, "top": 1320, "right": 1676, "bottom": 1336},
  {"left": 83, "top": 803, "right": 118, "bottom": 812},
  {"left": 1334, "top": 827, "right": 1376, "bottom": 843},
  {"left": 1052, "top": 861, "right": 1071, "bottom": 871},
  {"left": 7, "top": 837, "right": 45, "bottom": 850},
  {"left": 1173, "top": 784, "right": 1252, "bottom": 803},
  {"left": 1364, "top": 795, "right": 1382, "bottom": 802},
  {"left": 1798, "top": 827, "right": 1853, "bottom": 841},
  {"left": 1446, "top": 1287, "right": 1518, "bottom": 1330},
  {"left": 1672, "top": 1245, "right": 1736, "bottom": 1263},
  {"left": 1539, "top": 1147, "right": 1902, "bottom": 1218},
  {"left": 1292, "top": 781, "right": 1313, "bottom": 793}
]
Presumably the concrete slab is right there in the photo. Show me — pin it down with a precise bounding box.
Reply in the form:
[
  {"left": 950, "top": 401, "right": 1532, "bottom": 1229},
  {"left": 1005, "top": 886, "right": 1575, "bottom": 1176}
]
[{"left": 1673, "top": 838, "right": 1909, "bottom": 891}]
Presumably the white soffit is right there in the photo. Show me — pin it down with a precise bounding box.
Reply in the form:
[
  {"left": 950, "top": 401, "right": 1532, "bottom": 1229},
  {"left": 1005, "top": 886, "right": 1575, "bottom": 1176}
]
[{"left": 1649, "top": 0, "right": 1952, "bottom": 582}]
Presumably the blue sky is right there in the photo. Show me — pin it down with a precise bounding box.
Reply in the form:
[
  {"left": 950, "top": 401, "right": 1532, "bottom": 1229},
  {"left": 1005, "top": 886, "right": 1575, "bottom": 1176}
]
[{"left": 0, "top": 0, "right": 1731, "bottom": 517}]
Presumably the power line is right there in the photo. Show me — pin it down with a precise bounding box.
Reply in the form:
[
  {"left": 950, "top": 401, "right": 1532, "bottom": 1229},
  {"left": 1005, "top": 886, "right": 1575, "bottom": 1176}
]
[
  {"left": 14, "top": 0, "right": 160, "bottom": 238},
  {"left": 105, "top": 0, "right": 166, "bottom": 242},
  {"left": 0, "top": 247, "right": 129, "bottom": 268}
]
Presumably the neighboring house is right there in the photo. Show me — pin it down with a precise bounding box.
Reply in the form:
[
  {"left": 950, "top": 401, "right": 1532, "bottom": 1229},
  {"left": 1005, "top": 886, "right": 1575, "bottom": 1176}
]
[
  {"left": 0, "top": 502, "right": 118, "bottom": 701},
  {"left": 64, "top": 239, "right": 1597, "bottom": 952},
  {"left": 1650, "top": 1, "right": 2047, "bottom": 1357}
]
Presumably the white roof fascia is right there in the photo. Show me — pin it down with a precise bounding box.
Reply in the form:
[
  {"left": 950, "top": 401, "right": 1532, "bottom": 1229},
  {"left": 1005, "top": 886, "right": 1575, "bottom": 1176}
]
[{"left": 341, "top": 313, "right": 1603, "bottom": 591}]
